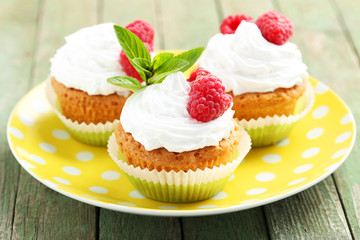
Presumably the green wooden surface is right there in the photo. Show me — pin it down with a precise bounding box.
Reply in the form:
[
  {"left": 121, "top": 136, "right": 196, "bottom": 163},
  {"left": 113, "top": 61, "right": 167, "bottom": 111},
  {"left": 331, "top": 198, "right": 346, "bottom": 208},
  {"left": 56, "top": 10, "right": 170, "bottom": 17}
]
[{"left": 1, "top": 0, "right": 359, "bottom": 239}]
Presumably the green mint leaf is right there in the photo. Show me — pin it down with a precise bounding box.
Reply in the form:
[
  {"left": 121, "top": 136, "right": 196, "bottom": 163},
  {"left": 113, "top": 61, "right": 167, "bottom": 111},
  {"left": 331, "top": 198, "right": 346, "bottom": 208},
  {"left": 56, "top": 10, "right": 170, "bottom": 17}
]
[
  {"left": 113, "top": 25, "right": 151, "bottom": 81},
  {"left": 172, "top": 47, "right": 204, "bottom": 72},
  {"left": 154, "top": 57, "right": 189, "bottom": 76},
  {"left": 107, "top": 76, "right": 145, "bottom": 92},
  {"left": 131, "top": 58, "right": 152, "bottom": 78},
  {"left": 149, "top": 59, "right": 189, "bottom": 84},
  {"left": 151, "top": 53, "right": 174, "bottom": 71}
]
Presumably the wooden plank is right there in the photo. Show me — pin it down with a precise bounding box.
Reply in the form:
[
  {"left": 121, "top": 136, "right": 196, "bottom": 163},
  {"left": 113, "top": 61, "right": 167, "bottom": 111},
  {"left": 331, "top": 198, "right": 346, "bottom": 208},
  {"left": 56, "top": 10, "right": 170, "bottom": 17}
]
[
  {"left": 264, "top": 0, "right": 360, "bottom": 238},
  {"left": 99, "top": 210, "right": 181, "bottom": 240},
  {"left": 0, "top": 0, "right": 40, "bottom": 239},
  {"left": 264, "top": 177, "right": 351, "bottom": 239},
  {"left": 182, "top": 209, "right": 268, "bottom": 240},
  {"left": 11, "top": 0, "right": 99, "bottom": 239}
]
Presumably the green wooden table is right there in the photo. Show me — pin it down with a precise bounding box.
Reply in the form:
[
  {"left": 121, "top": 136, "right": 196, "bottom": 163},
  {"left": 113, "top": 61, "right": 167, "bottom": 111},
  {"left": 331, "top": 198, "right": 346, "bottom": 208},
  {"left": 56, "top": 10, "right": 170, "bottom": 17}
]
[{"left": 1, "top": 0, "right": 359, "bottom": 239}]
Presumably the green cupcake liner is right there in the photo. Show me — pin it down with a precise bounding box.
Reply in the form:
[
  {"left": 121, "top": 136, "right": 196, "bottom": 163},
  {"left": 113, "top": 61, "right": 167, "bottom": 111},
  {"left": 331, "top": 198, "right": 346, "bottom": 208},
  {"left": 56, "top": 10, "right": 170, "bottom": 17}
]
[{"left": 63, "top": 127, "right": 114, "bottom": 146}]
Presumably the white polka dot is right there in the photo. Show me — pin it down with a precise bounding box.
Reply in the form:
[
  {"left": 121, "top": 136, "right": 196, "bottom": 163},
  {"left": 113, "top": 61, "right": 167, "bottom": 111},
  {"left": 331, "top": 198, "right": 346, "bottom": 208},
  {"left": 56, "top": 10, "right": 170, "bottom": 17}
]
[
  {"left": 89, "top": 186, "right": 108, "bottom": 194},
  {"left": 159, "top": 206, "right": 178, "bottom": 210},
  {"left": 301, "top": 148, "right": 320, "bottom": 158},
  {"left": 210, "top": 191, "right": 228, "bottom": 200},
  {"left": 81, "top": 194, "right": 98, "bottom": 200},
  {"left": 32, "top": 100, "right": 50, "bottom": 113},
  {"left": 53, "top": 177, "right": 71, "bottom": 185},
  {"left": 288, "top": 177, "right": 307, "bottom": 186},
  {"left": 246, "top": 188, "right": 267, "bottom": 195},
  {"left": 101, "top": 171, "right": 121, "bottom": 180},
  {"left": 52, "top": 129, "right": 70, "bottom": 140},
  {"left": 129, "top": 190, "right": 145, "bottom": 199},
  {"left": 229, "top": 174, "right": 235, "bottom": 181},
  {"left": 276, "top": 138, "right": 290, "bottom": 146},
  {"left": 29, "top": 154, "right": 46, "bottom": 164},
  {"left": 9, "top": 127, "right": 24, "bottom": 139},
  {"left": 312, "top": 106, "right": 329, "bottom": 119},
  {"left": 294, "top": 164, "right": 313, "bottom": 173},
  {"left": 198, "top": 205, "right": 217, "bottom": 209},
  {"left": 341, "top": 114, "right": 353, "bottom": 125},
  {"left": 262, "top": 154, "right": 281, "bottom": 163},
  {"left": 43, "top": 180, "right": 58, "bottom": 188},
  {"left": 315, "top": 82, "right": 329, "bottom": 94},
  {"left": 240, "top": 199, "right": 259, "bottom": 204},
  {"left": 117, "top": 202, "right": 136, "bottom": 207},
  {"left": 39, "top": 142, "right": 56, "bottom": 153},
  {"left": 75, "top": 151, "right": 94, "bottom": 161},
  {"left": 256, "top": 172, "right": 276, "bottom": 182},
  {"left": 19, "top": 114, "right": 34, "bottom": 126},
  {"left": 332, "top": 148, "right": 348, "bottom": 159},
  {"left": 335, "top": 132, "right": 352, "bottom": 143},
  {"left": 325, "top": 162, "right": 341, "bottom": 172},
  {"left": 306, "top": 128, "right": 324, "bottom": 139},
  {"left": 62, "top": 166, "right": 81, "bottom": 176},
  {"left": 19, "top": 160, "right": 35, "bottom": 169}
]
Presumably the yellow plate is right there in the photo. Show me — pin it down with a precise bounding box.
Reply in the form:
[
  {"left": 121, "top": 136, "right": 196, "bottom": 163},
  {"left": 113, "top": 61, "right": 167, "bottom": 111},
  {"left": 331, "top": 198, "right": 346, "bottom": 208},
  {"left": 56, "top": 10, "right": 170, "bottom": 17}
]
[{"left": 7, "top": 77, "right": 356, "bottom": 216}]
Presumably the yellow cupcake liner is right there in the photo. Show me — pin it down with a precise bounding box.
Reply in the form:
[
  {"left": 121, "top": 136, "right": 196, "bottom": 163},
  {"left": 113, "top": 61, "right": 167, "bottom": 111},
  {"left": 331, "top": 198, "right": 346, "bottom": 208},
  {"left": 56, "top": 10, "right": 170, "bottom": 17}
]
[
  {"left": 107, "top": 128, "right": 251, "bottom": 203},
  {"left": 45, "top": 78, "right": 119, "bottom": 146},
  {"left": 237, "top": 82, "right": 315, "bottom": 147}
]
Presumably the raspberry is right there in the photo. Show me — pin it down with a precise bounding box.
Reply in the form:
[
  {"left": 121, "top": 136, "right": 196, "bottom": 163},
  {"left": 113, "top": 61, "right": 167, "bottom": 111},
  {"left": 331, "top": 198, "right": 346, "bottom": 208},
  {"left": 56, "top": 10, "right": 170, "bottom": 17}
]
[
  {"left": 220, "top": 14, "right": 253, "bottom": 34},
  {"left": 119, "top": 42, "right": 152, "bottom": 82},
  {"left": 126, "top": 20, "right": 155, "bottom": 49},
  {"left": 187, "top": 67, "right": 211, "bottom": 82},
  {"left": 255, "top": 11, "right": 294, "bottom": 45},
  {"left": 187, "top": 74, "right": 232, "bottom": 122}
]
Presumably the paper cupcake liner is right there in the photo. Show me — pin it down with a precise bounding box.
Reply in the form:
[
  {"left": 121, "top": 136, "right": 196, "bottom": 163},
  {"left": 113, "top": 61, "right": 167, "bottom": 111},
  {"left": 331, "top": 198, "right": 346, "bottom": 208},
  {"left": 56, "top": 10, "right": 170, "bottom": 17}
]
[
  {"left": 236, "top": 82, "right": 315, "bottom": 147},
  {"left": 45, "top": 78, "right": 119, "bottom": 146},
  {"left": 107, "top": 128, "right": 251, "bottom": 203}
]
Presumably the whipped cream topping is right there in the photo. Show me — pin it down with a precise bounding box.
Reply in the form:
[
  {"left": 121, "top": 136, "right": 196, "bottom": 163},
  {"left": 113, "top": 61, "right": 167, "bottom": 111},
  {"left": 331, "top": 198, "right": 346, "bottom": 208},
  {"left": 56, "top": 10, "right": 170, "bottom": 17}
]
[
  {"left": 120, "top": 72, "right": 235, "bottom": 153},
  {"left": 50, "top": 22, "right": 130, "bottom": 96},
  {"left": 199, "top": 21, "right": 309, "bottom": 95}
]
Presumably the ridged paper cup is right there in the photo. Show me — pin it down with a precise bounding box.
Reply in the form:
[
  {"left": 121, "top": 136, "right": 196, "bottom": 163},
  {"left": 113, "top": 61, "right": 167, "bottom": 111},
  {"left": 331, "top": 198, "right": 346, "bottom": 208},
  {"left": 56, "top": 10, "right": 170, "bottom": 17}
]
[
  {"left": 107, "top": 128, "right": 251, "bottom": 203},
  {"left": 236, "top": 82, "right": 315, "bottom": 147},
  {"left": 45, "top": 78, "right": 119, "bottom": 146}
]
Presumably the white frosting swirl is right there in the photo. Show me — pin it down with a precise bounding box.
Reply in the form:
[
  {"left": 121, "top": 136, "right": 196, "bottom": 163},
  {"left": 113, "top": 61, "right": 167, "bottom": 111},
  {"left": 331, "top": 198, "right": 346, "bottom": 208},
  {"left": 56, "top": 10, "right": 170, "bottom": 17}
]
[
  {"left": 50, "top": 22, "right": 130, "bottom": 96},
  {"left": 199, "top": 21, "right": 309, "bottom": 95},
  {"left": 120, "top": 72, "right": 235, "bottom": 152}
]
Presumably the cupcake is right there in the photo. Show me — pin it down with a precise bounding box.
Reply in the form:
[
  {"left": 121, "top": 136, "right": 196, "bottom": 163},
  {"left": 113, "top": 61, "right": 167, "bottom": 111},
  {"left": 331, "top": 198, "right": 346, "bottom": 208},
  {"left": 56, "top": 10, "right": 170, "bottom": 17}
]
[
  {"left": 47, "top": 21, "right": 155, "bottom": 146},
  {"left": 107, "top": 25, "right": 251, "bottom": 202},
  {"left": 198, "top": 11, "right": 314, "bottom": 147}
]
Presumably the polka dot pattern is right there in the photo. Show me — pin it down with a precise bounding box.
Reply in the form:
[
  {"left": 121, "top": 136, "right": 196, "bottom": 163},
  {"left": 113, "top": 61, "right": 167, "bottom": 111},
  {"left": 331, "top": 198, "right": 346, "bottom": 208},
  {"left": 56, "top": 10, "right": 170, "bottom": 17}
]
[{"left": 7, "top": 66, "right": 355, "bottom": 214}]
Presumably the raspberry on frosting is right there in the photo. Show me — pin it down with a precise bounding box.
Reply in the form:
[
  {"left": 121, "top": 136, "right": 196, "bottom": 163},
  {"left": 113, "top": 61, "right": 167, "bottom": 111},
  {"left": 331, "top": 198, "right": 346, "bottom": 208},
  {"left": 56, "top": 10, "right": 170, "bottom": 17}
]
[
  {"left": 255, "top": 10, "right": 294, "bottom": 45},
  {"left": 187, "top": 67, "right": 211, "bottom": 82},
  {"left": 220, "top": 14, "right": 253, "bottom": 34},
  {"left": 125, "top": 20, "right": 155, "bottom": 49},
  {"left": 187, "top": 73, "right": 232, "bottom": 122}
]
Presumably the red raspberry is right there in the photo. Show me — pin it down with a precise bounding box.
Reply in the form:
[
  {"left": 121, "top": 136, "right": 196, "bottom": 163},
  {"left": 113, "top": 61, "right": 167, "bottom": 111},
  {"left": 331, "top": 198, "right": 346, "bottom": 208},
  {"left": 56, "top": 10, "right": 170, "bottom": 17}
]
[
  {"left": 220, "top": 14, "right": 253, "bottom": 34},
  {"left": 255, "top": 11, "right": 294, "bottom": 45},
  {"left": 126, "top": 20, "right": 155, "bottom": 49},
  {"left": 187, "top": 67, "right": 211, "bottom": 82},
  {"left": 187, "top": 75, "right": 232, "bottom": 122},
  {"left": 119, "top": 42, "right": 152, "bottom": 82}
]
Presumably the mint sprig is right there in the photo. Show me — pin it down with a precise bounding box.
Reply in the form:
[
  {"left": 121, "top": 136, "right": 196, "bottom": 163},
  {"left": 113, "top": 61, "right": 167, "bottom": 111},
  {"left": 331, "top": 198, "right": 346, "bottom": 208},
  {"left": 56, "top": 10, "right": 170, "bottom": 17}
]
[{"left": 107, "top": 25, "right": 204, "bottom": 92}]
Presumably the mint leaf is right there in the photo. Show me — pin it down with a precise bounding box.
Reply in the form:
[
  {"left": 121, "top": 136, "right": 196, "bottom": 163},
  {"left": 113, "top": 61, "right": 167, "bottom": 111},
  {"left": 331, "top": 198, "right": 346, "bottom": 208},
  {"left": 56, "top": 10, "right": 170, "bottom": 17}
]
[
  {"left": 131, "top": 58, "right": 152, "bottom": 78},
  {"left": 113, "top": 25, "right": 151, "bottom": 81},
  {"left": 152, "top": 53, "right": 174, "bottom": 71},
  {"left": 172, "top": 47, "right": 204, "bottom": 72},
  {"left": 107, "top": 76, "right": 145, "bottom": 92},
  {"left": 149, "top": 59, "right": 189, "bottom": 84}
]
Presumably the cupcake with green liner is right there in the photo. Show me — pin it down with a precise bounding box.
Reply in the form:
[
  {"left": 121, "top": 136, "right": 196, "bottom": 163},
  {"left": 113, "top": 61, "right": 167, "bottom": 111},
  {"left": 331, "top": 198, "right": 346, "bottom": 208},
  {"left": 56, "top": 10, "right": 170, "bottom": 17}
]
[
  {"left": 198, "top": 11, "right": 314, "bottom": 147},
  {"left": 46, "top": 20, "right": 155, "bottom": 146},
  {"left": 107, "top": 26, "right": 251, "bottom": 202}
]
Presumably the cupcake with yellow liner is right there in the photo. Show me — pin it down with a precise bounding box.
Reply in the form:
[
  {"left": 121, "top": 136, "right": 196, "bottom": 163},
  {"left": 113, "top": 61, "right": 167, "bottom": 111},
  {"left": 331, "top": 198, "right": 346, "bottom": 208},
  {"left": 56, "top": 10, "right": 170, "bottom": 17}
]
[
  {"left": 47, "top": 21, "right": 155, "bottom": 146},
  {"left": 107, "top": 25, "right": 251, "bottom": 202},
  {"left": 198, "top": 11, "right": 314, "bottom": 147}
]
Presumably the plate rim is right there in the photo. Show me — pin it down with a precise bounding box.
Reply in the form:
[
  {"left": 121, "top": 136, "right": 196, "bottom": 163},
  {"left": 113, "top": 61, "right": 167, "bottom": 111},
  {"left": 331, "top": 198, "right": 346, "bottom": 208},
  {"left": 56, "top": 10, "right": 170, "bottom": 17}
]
[{"left": 6, "top": 79, "right": 357, "bottom": 217}]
